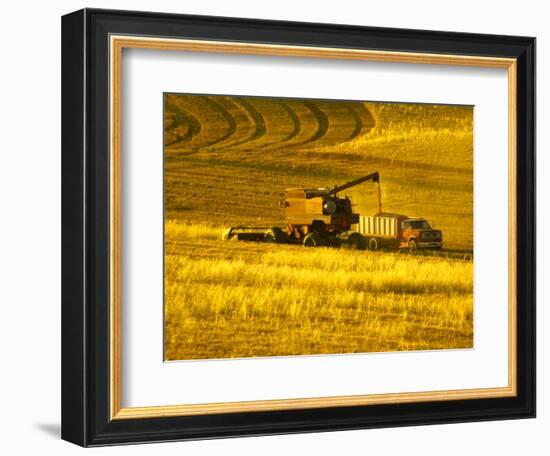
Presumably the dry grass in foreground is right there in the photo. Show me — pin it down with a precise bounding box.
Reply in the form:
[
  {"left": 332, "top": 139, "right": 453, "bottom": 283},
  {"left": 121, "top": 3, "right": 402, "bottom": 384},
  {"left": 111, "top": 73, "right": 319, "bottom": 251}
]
[{"left": 164, "top": 222, "right": 473, "bottom": 360}]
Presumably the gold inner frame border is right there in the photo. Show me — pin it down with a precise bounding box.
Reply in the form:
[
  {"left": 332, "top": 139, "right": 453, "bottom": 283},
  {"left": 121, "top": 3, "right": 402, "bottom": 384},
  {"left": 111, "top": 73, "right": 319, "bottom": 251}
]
[{"left": 109, "top": 35, "right": 517, "bottom": 420}]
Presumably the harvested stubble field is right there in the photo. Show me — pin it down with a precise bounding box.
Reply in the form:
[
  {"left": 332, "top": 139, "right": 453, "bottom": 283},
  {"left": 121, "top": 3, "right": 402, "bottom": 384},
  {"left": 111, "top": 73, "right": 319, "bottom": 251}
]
[{"left": 164, "top": 94, "right": 474, "bottom": 360}]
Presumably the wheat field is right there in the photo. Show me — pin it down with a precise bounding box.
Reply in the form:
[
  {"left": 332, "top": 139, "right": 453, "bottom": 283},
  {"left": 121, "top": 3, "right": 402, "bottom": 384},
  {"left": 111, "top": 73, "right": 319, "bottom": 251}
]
[{"left": 163, "top": 95, "right": 474, "bottom": 360}]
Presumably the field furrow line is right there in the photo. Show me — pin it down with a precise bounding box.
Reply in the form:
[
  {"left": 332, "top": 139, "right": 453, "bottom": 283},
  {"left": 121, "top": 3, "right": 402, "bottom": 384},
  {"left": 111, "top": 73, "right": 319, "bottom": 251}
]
[
  {"left": 299, "top": 100, "right": 329, "bottom": 145},
  {"left": 267, "top": 100, "right": 320, "bottom": 149},
  {"left": 199, "top": 96, "right": 237, "bottom": 147},
  {"left": 164, "top": 96, "right": 202, "bottom": 147},
  {"left": 234, "top": 98, "right": 299, "bottom": 151},
  {"left": 273, "top": 101, "right": 301, "bottom": 145},
  {"left": 217, "top": 98, "right": 267, "bottom": 150},
  {"left": 200, "top": 97, "right": 256, "bottom": 152},
  {"left": 345, "top": 105, "right": 364, "bottom": 141},
  {"left": 345, "top": 103, "right": 376, "bottom": 141},
  {"left": 166, "top": 96, "right": 233, "bottom": 153}
]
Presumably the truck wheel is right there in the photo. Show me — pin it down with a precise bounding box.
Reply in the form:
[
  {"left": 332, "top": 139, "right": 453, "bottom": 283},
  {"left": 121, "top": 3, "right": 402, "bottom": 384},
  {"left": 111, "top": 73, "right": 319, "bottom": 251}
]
[
  {"left": 409, "top": 239, "right": 418, "bottom": 252},
  {"left": 303, "top": 232, "right": 323, "bottom": 247},
  {"left": 368, "top": 237, "right": 379, "bottom": 251},
  {"left": 344, "top": 232, "right": 366, "bottom": 250},
  {"left": 265, "top": 227, "right": 285, "bottom": 243}
]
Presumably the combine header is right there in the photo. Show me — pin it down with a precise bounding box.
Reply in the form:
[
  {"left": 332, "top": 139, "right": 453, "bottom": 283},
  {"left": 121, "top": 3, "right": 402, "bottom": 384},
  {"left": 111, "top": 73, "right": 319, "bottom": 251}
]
[{"left": 222, "top": 172, "right": 381, "bottom": 249}]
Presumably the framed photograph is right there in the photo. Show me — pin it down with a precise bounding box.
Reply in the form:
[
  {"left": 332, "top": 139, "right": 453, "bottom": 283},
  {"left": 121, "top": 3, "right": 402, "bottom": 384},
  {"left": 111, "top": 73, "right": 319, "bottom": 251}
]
[{"left": 61, "top": 8, "right": 535, "bottom": 446}]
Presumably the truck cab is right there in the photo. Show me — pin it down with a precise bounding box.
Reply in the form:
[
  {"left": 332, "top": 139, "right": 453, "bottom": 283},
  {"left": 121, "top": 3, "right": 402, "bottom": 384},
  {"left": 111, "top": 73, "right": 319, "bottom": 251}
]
[{"left": 400, "top": 217, "right": 442, "bottom": 250}]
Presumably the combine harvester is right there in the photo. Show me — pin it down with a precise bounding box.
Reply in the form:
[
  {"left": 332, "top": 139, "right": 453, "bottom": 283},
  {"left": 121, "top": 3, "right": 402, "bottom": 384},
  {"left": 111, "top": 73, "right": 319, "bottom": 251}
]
[{"left": 222, "top": 172, "right": 442, "bottom": 251}]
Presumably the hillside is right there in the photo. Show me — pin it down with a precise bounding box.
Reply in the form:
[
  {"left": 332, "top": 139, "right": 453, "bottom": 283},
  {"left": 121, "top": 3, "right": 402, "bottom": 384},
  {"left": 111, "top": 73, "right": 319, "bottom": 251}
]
[{"left": 164, "top": 95, "right": 473, "bottom": 249}]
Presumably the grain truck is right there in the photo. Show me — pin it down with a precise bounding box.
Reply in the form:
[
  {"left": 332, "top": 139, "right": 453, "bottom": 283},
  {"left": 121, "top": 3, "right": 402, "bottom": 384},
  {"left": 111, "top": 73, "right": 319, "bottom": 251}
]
[{"left": 357, "top": 213, "right": 443, "bottom": 251}]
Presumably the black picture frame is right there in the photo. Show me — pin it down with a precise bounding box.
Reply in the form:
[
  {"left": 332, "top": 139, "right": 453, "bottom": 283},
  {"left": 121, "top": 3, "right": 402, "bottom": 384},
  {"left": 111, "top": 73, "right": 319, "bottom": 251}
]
[{"left": 62, "top": 8, "right": 536, "bottom": 447}]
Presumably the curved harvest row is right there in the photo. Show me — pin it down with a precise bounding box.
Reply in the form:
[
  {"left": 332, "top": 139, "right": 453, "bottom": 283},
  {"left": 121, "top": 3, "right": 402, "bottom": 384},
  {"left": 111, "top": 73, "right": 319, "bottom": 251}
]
[{"left": 164, "top": 94, "right": 375, "bottom": 153}]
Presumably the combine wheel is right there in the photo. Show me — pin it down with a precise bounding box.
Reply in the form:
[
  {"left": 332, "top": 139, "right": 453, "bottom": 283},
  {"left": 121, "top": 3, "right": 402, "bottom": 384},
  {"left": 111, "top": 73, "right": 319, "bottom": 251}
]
[
  {"left": 303, "top": 232, "right": 323, "bottom": 247},
  {"left": 344, "top": 232, "right": 366, "bottom": 250},
  {"left": 368, "top": 237, "right": 379, "bottom": 251},
  {"left": 265, "top": 227, "right": 285, "bottom": 243}
]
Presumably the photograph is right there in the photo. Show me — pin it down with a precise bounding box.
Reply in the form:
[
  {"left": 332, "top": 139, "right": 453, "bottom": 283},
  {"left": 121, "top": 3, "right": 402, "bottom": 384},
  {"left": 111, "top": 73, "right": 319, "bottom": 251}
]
[{"left": 163, "top": 94, "right": 474, "bottom": 361}]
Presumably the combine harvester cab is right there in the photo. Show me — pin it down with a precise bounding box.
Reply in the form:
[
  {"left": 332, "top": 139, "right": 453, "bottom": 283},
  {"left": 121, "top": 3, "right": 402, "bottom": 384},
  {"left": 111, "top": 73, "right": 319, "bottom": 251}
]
[
  {"left": 357, "top": 213, "right": 443, "bottom": 251},
  {"left": 282, "top": 186, "right": 362, "bottom": 248}
]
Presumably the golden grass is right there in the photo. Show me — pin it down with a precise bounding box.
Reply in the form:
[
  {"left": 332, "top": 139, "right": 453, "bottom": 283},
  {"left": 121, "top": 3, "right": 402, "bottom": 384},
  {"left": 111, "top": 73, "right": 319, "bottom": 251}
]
[
  {"left": 316, "top": 103, "right": 474, "bottom": 177},
  {"left": 164, "top": 222, "right": 473, "bottom": 360},
  {"left": 165, "top": 219, "right": 223, "bottom": 240}
]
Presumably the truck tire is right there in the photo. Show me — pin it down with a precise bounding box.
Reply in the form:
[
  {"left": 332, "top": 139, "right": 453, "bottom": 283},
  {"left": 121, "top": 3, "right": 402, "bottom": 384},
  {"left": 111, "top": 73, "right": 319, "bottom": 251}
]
[
  {"left": 344, "top": 232, "right": 366, "bottom": 250},
  {"left": 303, "top": 231, "right": 323, "bottom": 247},
  {"left": 368, "top": 237, "right": 379, "bottom": 251},
  {"left": 409, "top": 239, "right": 418, "bottom": 252},
  {"left": 265, "top": 227, "right": 285, "bottom": 243}
]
